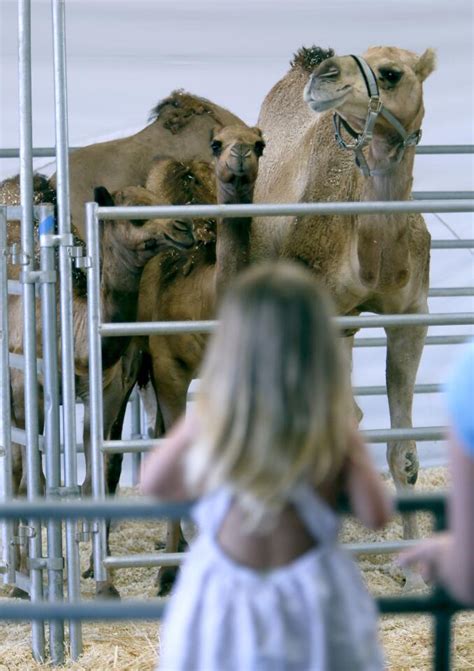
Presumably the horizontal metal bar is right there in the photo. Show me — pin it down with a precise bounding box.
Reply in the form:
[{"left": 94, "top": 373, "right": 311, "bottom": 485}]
[
  {"left": 2, "top": 144, "right": 473, "bottom": 160},
  {"left": 0, "top": 492, "right": 447, "bottom": 521},
  {"left": 0, "top": 146, "right": 81, "bottom": 158},
  {"left": 9, "top": 352, "right": 43, "bottom": 373},
  {"left": 428, "top": 287, "right": 474, "bottom": 297},
  {"left": 104, "top": 539, "right": 419, "bottom": 571},
  {"left": 8, "top": 280, "right": 23, "bottom": 295},
  {"left": 96, "top": 199, "right": 474, "bottom": 221},
  {"left": 101, "top": 438, "right": 160, "bottom": 453},
  {"left": 354, "top": 334, "right": 470, "bottom": 348},
  {"left": 431, "top": 240, "right": 474, "bottom": 249},
  {"left": 413, "top": 191, "right": 474, "bottom": 200},
  {"left": 104, "top": 552, "right": 185, "bottom": 569},
  {"left": 10, "top": 427, "right": 44, "bottom": 449},
  {"left": 1, "top": 144, "right": 471, "bottom": 160},
  {"left": 99, "top": 312, "right": 474, "bottom": 338},
  {"left": 415, "top": 144, "right": 474, "bottom": 155},
  {"left": 0, "top": 599, "right": 167, "bottom": 621},
  {"left": 0, "top": 499, "right": 191, "bottom": 521},
  {"left": 364, "top": 426, "right": 446, "bottom": 442}
]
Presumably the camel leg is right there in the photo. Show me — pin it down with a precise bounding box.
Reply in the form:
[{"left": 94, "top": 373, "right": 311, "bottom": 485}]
[
  {"left": 342, "top": 334, "right": 363, "bottom": 423},
  {"left": 151, "top": 366, "right": 190, "bottom": 596},
  {"left": 385, "top": 314, "right": 427, "bottom": 543}
]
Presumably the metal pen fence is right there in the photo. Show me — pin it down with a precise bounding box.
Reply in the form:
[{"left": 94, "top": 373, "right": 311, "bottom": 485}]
[{"left": 1, "top": 0, "right": 473, "bottom": 667}]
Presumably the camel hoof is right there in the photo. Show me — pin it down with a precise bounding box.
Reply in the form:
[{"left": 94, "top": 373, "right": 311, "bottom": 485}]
[
  {"left": 96, "top": 581, "right": 121, "bottom": 600},
  {"left": 9, "top": 586, "right": 30, "bottom": 600},
  {"left": 156, "top": 567, "right": 179, "bottom": 597},
  {"left": 82, "top": 566, "right": 94, "bottom": 579}
]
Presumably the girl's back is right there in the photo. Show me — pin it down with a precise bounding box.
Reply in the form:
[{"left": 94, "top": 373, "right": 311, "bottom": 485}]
[{"left": 141, "top": 262, "right": 391, "bottom": 670}]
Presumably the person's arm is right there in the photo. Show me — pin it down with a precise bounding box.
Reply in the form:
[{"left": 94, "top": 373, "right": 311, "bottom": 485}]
[
  {"left": 399, "top": 432, "right": 474, "bottom": 604},
  {"left": 140, "top": 411, "right": 198, "bottom": 500},
  {"left": 344, "top": 427, "right": 393, "bottom": 529}
]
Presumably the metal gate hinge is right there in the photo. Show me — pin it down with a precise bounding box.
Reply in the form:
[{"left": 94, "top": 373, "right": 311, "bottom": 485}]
[
  {"left": 8, "top": 243, "right": 29, "bottom": 266},
  {"left": 28, "top": 557, "right": 64, "bottom": 571}
]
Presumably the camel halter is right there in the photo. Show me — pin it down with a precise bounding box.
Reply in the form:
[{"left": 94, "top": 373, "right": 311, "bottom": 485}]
[{"left": 332, "top": 55, "right": 422, "bottom": 177}]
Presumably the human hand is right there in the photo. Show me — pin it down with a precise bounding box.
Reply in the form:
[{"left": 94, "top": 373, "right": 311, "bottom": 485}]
[{"left": 398, "top": 533, "right": 452, "bottom": 584}]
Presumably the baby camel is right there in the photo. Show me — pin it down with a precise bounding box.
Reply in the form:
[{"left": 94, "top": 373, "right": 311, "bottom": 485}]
[
  {"left": 6, "top": 183, "right": 194, "bottom": 598},
  {"left": 107, "top": 124, "right": 264, "bottom": 594}
]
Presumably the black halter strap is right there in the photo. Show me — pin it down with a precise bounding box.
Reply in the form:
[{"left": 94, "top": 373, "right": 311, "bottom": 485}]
[{"left": 332, "top": 55, "right": 422, "bottom": 177}]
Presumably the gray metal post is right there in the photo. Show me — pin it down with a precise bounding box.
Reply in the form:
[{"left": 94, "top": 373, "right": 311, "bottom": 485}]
[
  {"left": 51, "top": 0, "right": 82, "bottom": 656},
  {"left": 130, "top": 389, "right": 142, "bottom": 486},
  {"left": 18, "top": 0, "right": 45, "bottom": 660},
  {"left": 86, "top": 202, "right": 108, "bottom": 586},
  {"left": 39, "top": 206, "right": 64, "bottom": 664},
  {"left": 0, "top": 207, "right": 16, "bottom": 586}
]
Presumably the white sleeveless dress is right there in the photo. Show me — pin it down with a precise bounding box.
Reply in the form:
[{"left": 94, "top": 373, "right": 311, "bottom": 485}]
[{"left": 159, "top": 484, "right": 384, "bottom": 670}]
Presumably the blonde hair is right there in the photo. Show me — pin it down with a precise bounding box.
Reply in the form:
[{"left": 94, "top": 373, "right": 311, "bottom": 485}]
[{"left": 187, "top": 262, "right": 352, "bottom": 526}]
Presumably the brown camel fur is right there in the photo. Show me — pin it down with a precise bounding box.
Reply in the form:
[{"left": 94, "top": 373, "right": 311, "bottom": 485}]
[
  {"left": 252, "top": 45, "right": 435, "bottom": 544},
  {"left": 49, "top": 90, "right": 243, "bottom": 238},
  {"left": 4, "top": 177, "right": 195, "bottom": 598},
  {"left": 104, "top": 124, "right": 263, "bottom": 595}
]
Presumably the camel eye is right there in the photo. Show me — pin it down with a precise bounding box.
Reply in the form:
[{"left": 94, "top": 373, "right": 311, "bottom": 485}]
[
  {"left": 210, "top": 139, "right": 223, "bottom": 156},
  {"left": 379, "top": 68, "right": 403, "bottom": 85},
  {"left": 254, "top": 140, "right": 265, "bottom": 157}
]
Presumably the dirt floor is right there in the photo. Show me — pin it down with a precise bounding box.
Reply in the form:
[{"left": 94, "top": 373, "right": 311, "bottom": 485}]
[{"left": 0, "top": 467, "right": 473, "bottom": 670}]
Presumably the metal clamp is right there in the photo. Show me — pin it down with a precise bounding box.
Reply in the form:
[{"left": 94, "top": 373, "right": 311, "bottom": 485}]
[
  {"left": 28, "top": 557, "right": 64, "bottom": 571},
  {"left": 39, "top": 232, "right": 74, "bottom": 248},
  {"left": 74, "top": 254, "right": 91, "bottom": 269},
  {"left": 75, "top": 521, "right": 91, "bottom": 543},
  {"left": 13, "top": 525, "right": 36, "bottom": 545},
  {"left": 20, "top": 269, "right": 57, "bottom": 284}
]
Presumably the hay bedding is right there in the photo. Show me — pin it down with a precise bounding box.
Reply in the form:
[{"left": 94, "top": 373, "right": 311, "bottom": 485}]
[{"left": 1, "top": 468, "right": 473, "bottom": 670}]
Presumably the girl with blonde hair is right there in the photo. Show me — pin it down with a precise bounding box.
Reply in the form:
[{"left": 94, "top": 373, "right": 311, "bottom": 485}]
[{"left": 141, "top": 261, "right": 392, "bottom": 671}]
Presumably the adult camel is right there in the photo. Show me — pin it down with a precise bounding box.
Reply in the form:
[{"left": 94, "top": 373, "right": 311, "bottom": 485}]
[
  {"left": 49, "top": 90, "right": 244, "bottom": 238},
  {"left": 5, "top": 179, "right": 195, "bottom": 598},
  {"left": 252, "top": 45, "right": 436, "bottom": 542}
]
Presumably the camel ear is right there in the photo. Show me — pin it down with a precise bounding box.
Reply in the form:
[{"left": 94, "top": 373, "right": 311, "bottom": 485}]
[
  {"left": 250, "top": 126, "right": 264, "bottom": 138},
  {"left": 94, "top": 186, "right": 114, "bottom": 207},
  {"left": 414, "top": 48, "right": 436, "bottom": 81}
]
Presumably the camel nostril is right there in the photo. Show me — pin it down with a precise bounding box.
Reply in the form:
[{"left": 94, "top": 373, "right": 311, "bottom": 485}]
[
  {"left": 315, "top": 59, "right": 340, "bottom": 80},
  {"left": 173, "top": 220, "right": 189, "bottom": 233}
]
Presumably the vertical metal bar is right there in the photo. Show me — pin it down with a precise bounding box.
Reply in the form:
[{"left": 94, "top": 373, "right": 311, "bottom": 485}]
[
  {"left": 0, "top": 207, "right": 16, "bottom": 585},
  {"left": 130, "top": 389, "right": 141, "bottom": 486},
  {"left": 39, "top": 205, "right": 64, "bottom": 664},
  {"left": 18, "top": 1, "right": 45, "bottom": 661},
  {"left": 433, "top": 506, "right": 451, "bottom": 671},
  {"left": 51, "top": 0, "right": 82, "bottom": 657},
  {"left": 51, "top": 0, "right": 82, "bottom": 659},
  {"left": 86, "top": 202, "right": 108, "bottom": 585}
]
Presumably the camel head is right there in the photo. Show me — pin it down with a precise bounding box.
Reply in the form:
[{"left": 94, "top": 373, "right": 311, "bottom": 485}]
[
  {"left": 94, "top": 185, "right": 195, "bottom": 263},
  {"left": 304, "top": 46, "right": 436, "bottom": 135},
  {"left": 210, "top": 124, "right": 265, "bottom": 185}
]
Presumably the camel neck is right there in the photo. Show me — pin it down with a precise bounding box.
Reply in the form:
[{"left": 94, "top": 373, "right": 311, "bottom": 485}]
[
  {"left": 361, "top": 135, "right": 415, "bottom": 203},
  {"left": 215, "top": 178, "right": 254, "bottom": 294},
  {"left": 99, "top": 226, "right": 147, "bottom": 369}
]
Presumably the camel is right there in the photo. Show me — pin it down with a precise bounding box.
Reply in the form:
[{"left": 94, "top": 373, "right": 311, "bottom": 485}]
[
  {"left": 49, "top": 90, "right": 243, "bottom": 238},
  {"left": 4, "top": 177, "right": 195, "bottom": 598},
  {"left": 104, "top": 123, "right": 264, "bottom": 595},
  {"left": 251, "top": 45, "right": 436, "bottom": 542}
]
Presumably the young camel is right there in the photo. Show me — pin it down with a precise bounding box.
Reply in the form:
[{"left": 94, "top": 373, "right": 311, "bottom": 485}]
[
  {"left": 106, "top": 124, "right": 264, "bottom": 595},
  {"left": 6, "top": 183, "right": 195, "bottom": 598},
  {"left": 252, "top": 46, "right": 435, "bottom": 547},
  {"left": 49, "top": 90, "right": 244, "bottom": 239}
]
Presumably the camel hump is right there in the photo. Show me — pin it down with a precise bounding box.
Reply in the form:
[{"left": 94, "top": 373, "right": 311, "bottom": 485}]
[
  {"left": 0, "top": 172, "right": 57, "bottom": 206},
  {"left": 290, "top": 46, "right": 335, "bottom": 73},
  {"left": 148, "top": 89, "right": 241, "bottom": 135}
]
